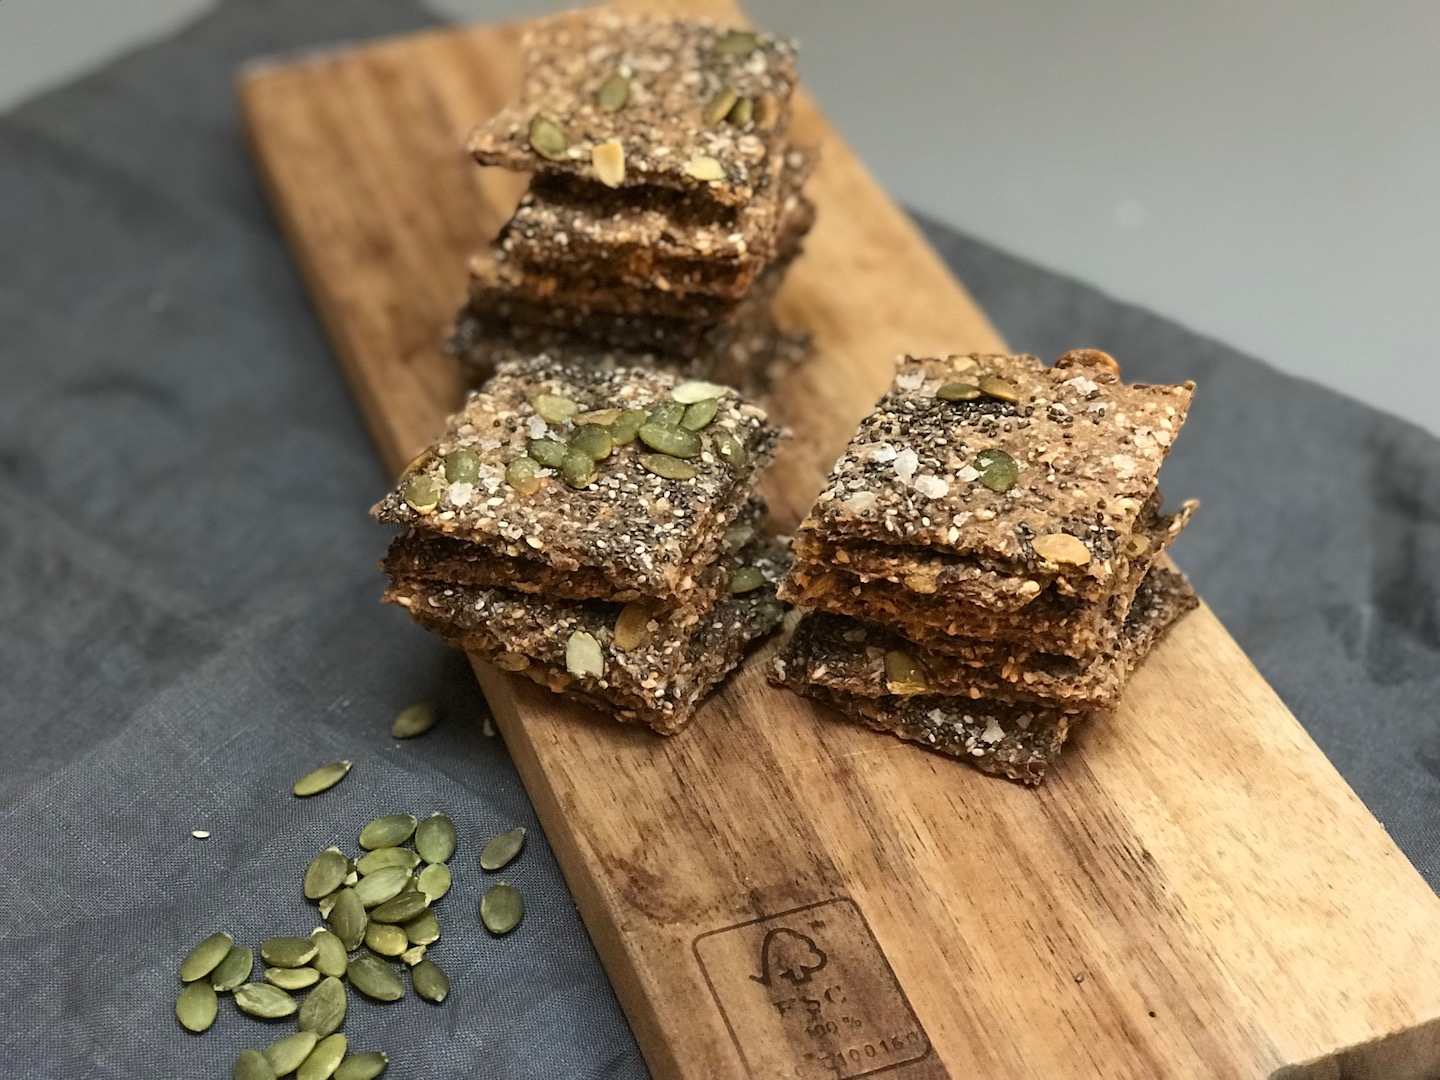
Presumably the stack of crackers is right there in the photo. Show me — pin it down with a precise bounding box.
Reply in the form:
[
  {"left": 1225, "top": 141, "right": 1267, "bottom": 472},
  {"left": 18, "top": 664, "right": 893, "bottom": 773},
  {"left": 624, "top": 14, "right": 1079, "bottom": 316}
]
[
  {"left": 451, "top": 12, "right": 815, "bottom": 391},
  {"left": 374, "top": 356, "right": 789, "bottom": 734},
  {"left": 772, "top": 350, "right": 1200, "bottom": 783}
]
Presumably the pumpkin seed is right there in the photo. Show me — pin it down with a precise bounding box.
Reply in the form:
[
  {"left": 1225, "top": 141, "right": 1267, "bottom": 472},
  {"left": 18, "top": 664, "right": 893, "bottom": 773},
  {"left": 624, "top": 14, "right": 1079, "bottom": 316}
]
[
  {"left": 353, "top": 866, "right": 410, "bottom": 909},
  {"left": 702, "top": 87, "right": 739, "bottom": 126},
  {"left": 713, "top": 432, "right": 747, "bottom": 469},
  {"left": 528, "top": 113, "right": 568, "bottom": 161},
  {"left": 441, "top": 449, "right": 479, "bottom": 484},
  {"left": 356, "top": 847, "right": 421, "bottom": 876},
  {"left": 533, "top": 394, "right": 579, "bottom": 424},
  {"left": 415, "top": 813, "right": 457, "bottom": 865},
  {"left": 727, "top": 96, "right": 753, "bottom": 126},
  {"left": 293, "top": 761, "right": 351, "bottom": 798},
  {"left": 560, "top": 448, "right": 599, "bottom": 488},
  {"left": 411, "top": 958, "right": 450, "bottom": 1004},
  {"left": 262, "top": 937, "right": 319, "bottom": 969},
  {"left": 565, "top": 631, "right": 604, "bottom": 679},
  {"left": 596, "top": 72, "right": 629, "bottom": 112},
  {"left": 1032, "top": 532, "right": 1092, "bottom": 565},
  {"left": 978, "top": 374, "right": 1021, "bottom": 403},
  {"left": 505, "top": 456, "right": 543, "bottom": 494},
  {"left": 754, "top": 93, "right": 780, "bottom": 131},
  {"left": 527, "top": 437, "right": 568, "bottom": 469},
  {"left": 309, "top": 930, "right": 347, "bottom": 979},
  {"left": 234, "top": 1049, "right": 278, "bottom": 1080},
  {"left": 305, "top": 849, "right": 350, "bottom": 901},
  {"left": 480, "top": 827, "right": 527, "bottom": 872},
  {"left": 574, "top": 407, "right": 621, "bottom": 426},
  {"left": 211, "top": 945, "right": 254, "bottom": 992},
  {"left": 647, "top": 400, "right": 688, "bottom": 426},
  {"left": 400, "top": 944, "right": 427, "bottom": 967},
  {"left": 722, "top": 523, "right": 755, "bottom": 553},
  {"left": 403, "top": 909, "right": 441, "bottom": 947},
  {"left": 264, "top": 1030, "right": 319, "bottom": 1075},
  {"left": 176, "top": 979, "right": 218, "bottom": 1032},
  {"left": 265, "top": 966, "right": 320, "bottom": 991},
  {"left": 728, "top": 566, "right": 765, "bottom": 594},
  {"left": 612, "top": 601, "right": 653, "bottom": 650},
  {"left": 884, "top": 651, "right": 929, "bottom": 695},
  {"left": 390, "top": 702, "right": 436, "bottom": 738},
  {"left": 326, "top": 887, "right": 367, "bottom": 952},
  {"left": 334, "top": 1053, "right": 388, "bottom": 1080},
  {"left": 672, "top": 379, "right": 727, "bottom": 404},
  {"left": 180, "top": 931, "right": 234, "bottom": 982},
  {"left": 592, "top": 139, "right": 625, "bottom": 188},
  {"left": 364, "top": 922, "right": 408, "bottom": 957},
  {"left": 370, "top": 892, "right": 429, "bottom": 925},
  {"left": 234, "top": 983, "right": 298, "bottom": 1020},
  {"left": 936, "top": 381, "right": 981, "bottom": 401},
  {"left": 638, "top": 423, "right": 701, "bottom": 458},
  {"left": 317, "top": 894, "right": 339, "bottom": 920},
  {"left": 359, "top": 814, "right": 417, "bottom": 850},
  {"left": 680, "top": 399, "right": 719, "bottom": 431},
  {"left": 417, "top": 862, "right": 452, "bottom": 905},
  {"left": 716, "top": 28, "right": 760, "bottom": 55},
  {"left": 568, "top": 424, "right": 613, "bottom": 461},
  {"left": 402, "top": 475, "right": 441, "bottom": 514},
  {"left": 639, "top": 453, "right": 697, "bottom": 480},
  {"left": 974, "top": 449, "right": 1018, "bottom": 492},
  {"left": 298, "top": 1033, "right": 347, "bottom": 1080},
  {"left": 346, "top": 955, "right": 405, "bottom": 1002},
  {"left": 683, "top": 155, "right": 725, "bottom": 182},
  {"left": 298, "top": 977, "right": 347, "bottom": 1036},
  {"left": 609, "top": 409, "right": 647, "bottom": 445},
  {"left": 481, "top": 883, "right": 524, "bottom": 935}
]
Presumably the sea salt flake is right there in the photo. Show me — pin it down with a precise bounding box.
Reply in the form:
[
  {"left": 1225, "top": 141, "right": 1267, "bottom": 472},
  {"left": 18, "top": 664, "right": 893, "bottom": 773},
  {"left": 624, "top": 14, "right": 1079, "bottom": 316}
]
[
  {"left": 527, "top": 415, "right": 549, "bottom": 439},
  {"left": 954, "top": 464, "right": 981, "bottom": 484},
  {"left": 894, "top": 369, "right": 926, "bottom": 392},
  {"left": 1065, "top": 375, "right": 1099, "bottom": 397},
  {"left": 867, "top": 443, "right": 897, "bottom": 464},
  {"left": 981, "top": 717, "right": 1005, "bottom": 744},
  {"left": 1109, "top": 454, "right": 1138, "bottom": 479},
  {"left": 912, "top": 474, "right": 950, "bottom": 499},
  {"left": 893, "top": 448, "right": 919, "bottom": 485},
  {"left": 448, "top": 482, "right": 474, "bottom": 507}
]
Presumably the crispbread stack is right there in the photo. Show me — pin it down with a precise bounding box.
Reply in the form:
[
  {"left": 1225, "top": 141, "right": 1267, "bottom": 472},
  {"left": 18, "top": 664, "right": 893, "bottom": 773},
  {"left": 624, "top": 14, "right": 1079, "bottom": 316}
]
[
  {"left": 772, "top": 349, "right": 1200, "bottom": 784},
  {"left": 373, "top": 356, "right": 789, "bottom": 734},
  {"left": 450, "top": 12, "right": 815, "bottom": 391}
]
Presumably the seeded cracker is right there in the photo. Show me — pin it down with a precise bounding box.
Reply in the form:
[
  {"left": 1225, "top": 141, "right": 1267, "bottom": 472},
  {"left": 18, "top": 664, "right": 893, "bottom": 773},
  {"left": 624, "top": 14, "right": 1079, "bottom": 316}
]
[{"left": 468, "top": 13, "right": 799, "bottom": 208}]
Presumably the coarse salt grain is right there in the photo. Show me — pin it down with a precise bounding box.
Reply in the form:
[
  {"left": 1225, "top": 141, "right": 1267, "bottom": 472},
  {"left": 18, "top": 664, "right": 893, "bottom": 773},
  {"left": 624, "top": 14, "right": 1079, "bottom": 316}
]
[
  {"left": 912, "top": 474, "right": 950, "bottom": 499},
  {"left": 893, "top": 448, "right": 919, "bottom": 485}
]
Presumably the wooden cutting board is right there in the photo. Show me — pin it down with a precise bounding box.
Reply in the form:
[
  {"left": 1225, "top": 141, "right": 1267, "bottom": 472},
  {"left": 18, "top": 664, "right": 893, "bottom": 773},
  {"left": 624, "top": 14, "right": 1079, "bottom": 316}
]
[{"left": 240, "top": 4, "right": 1440, "bottom": 1076}]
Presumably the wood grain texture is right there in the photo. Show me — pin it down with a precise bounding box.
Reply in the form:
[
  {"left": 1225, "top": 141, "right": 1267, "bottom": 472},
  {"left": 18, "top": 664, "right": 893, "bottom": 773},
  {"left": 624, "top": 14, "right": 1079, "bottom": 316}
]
[{"left": 241, "top": 5, "right": 1440, "bottom": 1076}]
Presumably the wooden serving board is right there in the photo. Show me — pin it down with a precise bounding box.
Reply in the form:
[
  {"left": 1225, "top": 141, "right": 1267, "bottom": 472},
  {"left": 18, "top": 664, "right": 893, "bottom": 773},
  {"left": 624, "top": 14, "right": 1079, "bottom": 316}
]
[{"left": 241, "top": 4, "right": 1440, "bottom": 1076}]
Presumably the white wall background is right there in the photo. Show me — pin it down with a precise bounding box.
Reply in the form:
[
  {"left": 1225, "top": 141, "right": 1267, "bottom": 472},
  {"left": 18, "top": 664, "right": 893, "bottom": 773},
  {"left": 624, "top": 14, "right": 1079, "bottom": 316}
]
[{"left": 3, "top": 0, "right": 1436, "bottom": 434}]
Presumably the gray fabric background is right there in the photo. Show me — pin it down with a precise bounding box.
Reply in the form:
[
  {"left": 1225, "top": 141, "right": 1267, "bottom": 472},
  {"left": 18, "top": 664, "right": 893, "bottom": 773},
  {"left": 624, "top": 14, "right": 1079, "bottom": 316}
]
[{"left": 0, "top": 1, "right": 1436, "bottom": 1078}]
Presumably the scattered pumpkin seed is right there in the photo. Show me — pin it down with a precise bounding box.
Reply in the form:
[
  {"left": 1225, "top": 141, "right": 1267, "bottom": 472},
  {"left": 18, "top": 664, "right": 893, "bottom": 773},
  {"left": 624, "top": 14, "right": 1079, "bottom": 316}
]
[
  {"left": 293, "top": 761, "right": 351, "bottom": 798},
  {"left": 612, "top": 601, "right": 653, "bottom": 650},
  {"left": 416, "top": 863, "right": 451, "bottom": 905},
  {"left": 334, "top": 1052, "right": 389, "bottom": 1080},
  {"left": 1032, "top": 532, "right": 1092, "bottom": 565},
  {"left": 638, "top": 423, "right": 701, "bottom": 458},
  {"left": 180, "top": 931, "right": 234, "bottom": 982},
  {"left": 560, "top": 448, "right": 599, "bottom": 488},
  {"left": 234, "top": 1048, "right": 278, "bottom": 1080},
  {"left": 728, "top": 566, "right": 765, "bottom": 594},
  {"left": 411, "top": 959, "right": 450, "bottom": 1004},
  {"left": 713, "top": 432, "right": 747, "bottom": 469},
  {"left": 416, "top": 813, "right": 457, "bottom": 865},
  {"left": 390, "top": 701, "right": 436, "bottom": 739},
  {"left": 356, "top": 847, "right": 421, "bottom": 876},
  {"left": 480, "top": 827, "right": 527, "bottom": 872},
  {"left": 265, "top": 966, "right": 320, "bottom": 991},
  {"left": 346, "top": 955, "right": 405, "bottom": 1002},
  {"left": 596, "top": 71, "right": 630, "bottom": 112},
  {"left": 403, "top": 908, "right": 441, "bottom": 947},
  {"left": 481, "top": 883, "right": 524, "bottom": 935},
  {"left": 309, "top": 930, "right": 347, "bottom": 979},
  {"left": 353, "top": 866, "right": 411, "bottom": 909},
  {"left": 702, "top": 87, "right": 740, "bottom": 126},
  {"left": 672, "top": 379, "right": 728, "bottom": 404},
  {"left": 400, "top": 944, "right": 427, "bottom": 967},
  {"left": 210, "top": 945, "right": 254, "bottom": 992},
  {"left": 527, "top": 113, "right": 567, "bottom": 161},
  {"left": 978, "top": 374, "right": 1021, "bottom": 403},
  {"left": 574, "top": 407, "right": 621, "bottom": 426},
  {"left": 974, "top": 448, "right": 1018, "bottom": 493},
  {"left": 370, "top": 892, "right": 429, "bottom": 925},
  {"left": 884, "top": 651, "right": 929, "bottom": 695},
  {"left": 364, "top": 923, "right": 409, "bottom": 957},
  {"left": 528, "top": 437, "right": 568, "bottom": 469},
  {"left": 298, "top": 1033, "right": 347, "bottom": 1080},
  {"left": 235, "top": 983, "right": 298, "bottom": 1020},
  {"left": 680, "top": 398, "right": 719, "bottom": 431},
  {"left": 442, "top": 449, "right": 479, "bottom": 484},
  {"left": 609, "top": 409, "right": 647, "bottom": 445},
  {"left": 177, "top": 979, "right": 218, "bottom": 1032},
  {"left": 359, "top": 814, "right": 418, "bottom": 851},
  {"left": 592, "top": 139, "right": 625, "bottom": 188},
  {"left": 402, "top": 475, "right": 441, "bottom": 514},
  {"left": 262, "top": 937, "right": 319, "bottom": 969},
  {"left": 716, "top": 28, "right": 760, "bottom": 55},
  {"left": 494, "top": 651, "right": 530, "bottom": 671},
  {"left": 647, "top": 400, "right": 688, "bottom": 426},
  {"left": 298, "top": 976, "right": 347, "bottom": 1036},
  {"left": 533, "top": 394, "right": 580, "bottom": 424},
  {"left": 326, "top": 887, "right": 367, "bottom": 952},
  {"left": 317, "top": 894, "right": 339, "bottom": 921},
  {"left": 754, "top": 93, "right": 780, "bottom": 130},
  {"left": 192, "top": 830, "right": 210, "bottom": 839},
  {"left": 569, "top": 424, "right": 613, "bottom": 461},
  {"left": 505, "top": 456, "right": 543, "bottom": 495},
  {"left": 727, "top": 96, "right": 754, "bottom": 126},
  {"left": 264, "top": 1031, "right": 319, "bottom": 1076},
  {"left": 638, "top": 453, "right": 697, "bottom": 481},
  {"left": 304, "top": 848, "right": 350, "bottom": 901},
  {"left": 684, "top": 155, "right": 725, "bottom": 182},
  {"left": 565, "top": 630, "right": 605, "bottom": 679},
  {"left": 937, "top": 381, "right": 981, "bottom": 401},
  {"left": 723, "top": 523, "right": 755, "bottom": 552}
]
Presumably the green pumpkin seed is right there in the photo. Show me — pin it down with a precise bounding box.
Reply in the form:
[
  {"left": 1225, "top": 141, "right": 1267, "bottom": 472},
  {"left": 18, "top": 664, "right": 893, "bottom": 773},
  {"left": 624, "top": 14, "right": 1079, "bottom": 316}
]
[
  {"left": 527, "top": 438, "right": 568, "bottom": 469},
  {"left": 210, "top": 945, "right": 254, "bottom": 992},
  {"left": 974, "top": 448, "right": 1019, "bottom": 493},
  {"left": 317, "top": 894, "right": 339, "bottom": 920},
  {"left": 415, "top": 813, "right": 457, "bottom": 865},
  {"left": 309, "top": 930, "right": 347, "bottom": 979},
  {"left": 533, "top": 394, "right": 580, "bottom": 423},
  {"left": 176, "top": 979, "right": 218, "bottom": 1032},
  {"left": 298, "top": 977, "right": 347, "bottom": 1037},
  {"left": 568, "top": 424, "right": 613, "bottom": 461},
  {"left": 356, "top": 847, "right": 421, "bottom": 876},
  {"left": 560, "top": 448, "right": 599, "bottom": 488},
  {"left": 728, "top": 566, "right": 765, "bottom": 594},
  {"left": 359, "top": 814, "right": 417, "bottom": 851},
  {"left": 234, "top": 983, "right": 298, "bottom": 1020},
  {"left": 353, "top": 866, "right": 411, "bottom": 909},
  {"left": 411, "top": 958, "right": 450, "bottom": 1004},
  {"left": 612, "top": 600, "right": 654, "bottom": 650},
  {"left": 390, "top": 702, "right": 436, "bottom": 739},
  {"left": 400, "top": 944, "right": 427, "bottom": 966},
  {"left": 265, "top": 966, "right": 320, "bottom": 991},
  {"left": 528, "top": 114, "right": 568, "bottom": 161},
  {"left": 441, "top": 448, "right": 479, "bottom": 484},
  {"left": 716, "top": 28, "right": 760, "bottom": 55},
  {"left": 326, "top": 887, "right": 367, "bottom": 952},
  {"left": 298, "top": 1033, "right": 347, "bottom": 1080},
  {"left": 596, "top": 72, "right": 630, "bottom": 112},
  {"left": 264, "top": 1030, "right": 319, "bottom": 1076},
  {"left": 481, "top": 883, "right": 524, "bottom": 935},
  {"left": 403, "top": 909, "right": 441, "bottom": 947},
  {"left": 234, "top": 1049, "right": 278, "bottom": 1080},
  {"left": 480, "top": 827, "right": 527, "bottom": 871},
  {"left": 346, "top": 955, "right": 405, "bottom": 1002},
  {"left": 646, "top": 401, "right": 686, "bottom": 427},
  {"left": 417, "top": 863, "right": 451, "bottom": 905},
  {"left": 884, "top": 650, "right": 929, "bottom": 695},
  {"left": 293, "top": 761, "right": 351, "bottom": 798},
  {"left": 574, "top": 407, "right": 621, "bottom": 426},
  {"left": 680, "top": 399, "right": 719, "bottom": 431},
  {"left": 505, "top": 455, "right": 543, "bottom": 495},
  {"left": 262, "top": 937, "right": 318, "bottom": 969},
  {"left": 672, "top": 380, "right": 728, "bottom": 404},
  {"left": 609, "top": 409, "right": 647, "bottom": 445},
  {"left": 936, "top": 381, "right": 981, "bottom": 401},
  {"left": 727, "top": 96, "right": 754, "bottom": 126},
  {"left": 364, "top": 922, "right": 408, "bottom": 957},
  {"left": 304, "top": 848, "right": 349, "bottom": 901},
  {"left": 713, "top": 432, "right": 747, "bottom": 470},
  {"left": 180, "top": 931, "right": 234, "bottom": 982},
  {"left": 638, "top": 423, "right": 701, "bottom": 458},
  {"left": 977, "top": 374, "right": 1022, "bottom": 403},
  {"left": 702, "top": 87, "right": 739, "bottom": 126},
  {"left": 564, "top": 630, "right": 604, "bottom": 679},
  {"left": 754, "top": 93, "right": 780, "bottom": 130},
  {"left": 334, "top": 1052, "right": 388, "bottom": 1080},
  {"left": 402, "top": 474, "right": 441, "bottom": 514},
  {"left": 370, "top": 892, "right": 429, "bottom": 925},
  {"left": 722, "top": 523, "right": 755, "bottom": 553}
]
